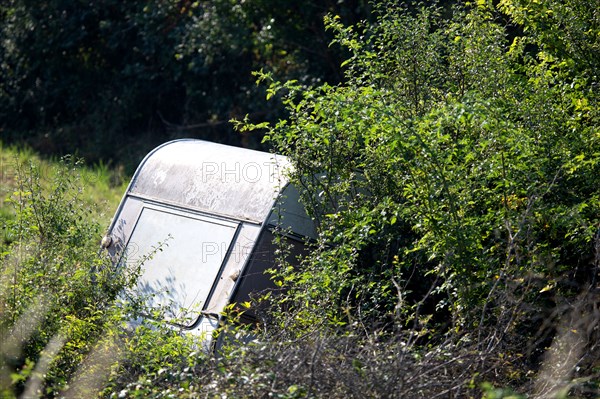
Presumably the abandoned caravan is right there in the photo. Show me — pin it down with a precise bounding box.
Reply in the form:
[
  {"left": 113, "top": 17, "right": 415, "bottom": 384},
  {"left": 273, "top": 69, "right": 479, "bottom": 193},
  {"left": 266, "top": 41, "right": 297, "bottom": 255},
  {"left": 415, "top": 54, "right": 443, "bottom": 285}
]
[{"left": 101, "top": 139, "right": 316, "bottom": 342}]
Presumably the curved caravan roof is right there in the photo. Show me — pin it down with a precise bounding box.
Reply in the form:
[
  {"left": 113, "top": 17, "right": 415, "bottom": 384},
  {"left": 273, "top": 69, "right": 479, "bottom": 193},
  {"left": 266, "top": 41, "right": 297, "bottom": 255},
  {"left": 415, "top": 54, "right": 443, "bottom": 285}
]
[
  {"left": 104, "top": 139, "right": 315, "bottom": 342},
  {"left": 126, "top": 139, "right": 291, "bottom": 223}
]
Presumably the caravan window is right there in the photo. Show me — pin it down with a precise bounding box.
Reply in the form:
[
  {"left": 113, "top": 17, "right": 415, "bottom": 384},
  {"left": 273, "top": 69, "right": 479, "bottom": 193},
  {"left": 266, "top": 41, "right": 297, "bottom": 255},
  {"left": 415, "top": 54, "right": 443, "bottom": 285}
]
[{"left": 122, "top": 206, "right": 238, "bottom": 327}]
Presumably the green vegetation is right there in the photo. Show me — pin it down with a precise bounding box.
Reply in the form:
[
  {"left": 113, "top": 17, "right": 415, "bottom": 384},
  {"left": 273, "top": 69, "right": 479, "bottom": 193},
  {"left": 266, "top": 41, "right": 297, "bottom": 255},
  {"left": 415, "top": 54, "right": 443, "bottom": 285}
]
[
  {"left": 1, "top": 0, "right": 599, "bottom": 397},
  {"left": 241, "top": 0, "right": 600, "bottom": 396},
  {"left": 0, "top": 152, "right": 123, "bottom": 397},
  {"left": 0, "top": 144, "right": 124, "bottom": 248},
  {"left": 0, "top": 0, "right": 371, "bottom": 171}
]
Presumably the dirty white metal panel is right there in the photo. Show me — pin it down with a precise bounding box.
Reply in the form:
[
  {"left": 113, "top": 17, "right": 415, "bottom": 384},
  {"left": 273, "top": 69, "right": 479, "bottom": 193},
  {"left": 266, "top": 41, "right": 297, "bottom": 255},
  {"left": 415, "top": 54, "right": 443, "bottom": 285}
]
[{"left": 128, "top": 140, "right": 291, "bottom": 223}]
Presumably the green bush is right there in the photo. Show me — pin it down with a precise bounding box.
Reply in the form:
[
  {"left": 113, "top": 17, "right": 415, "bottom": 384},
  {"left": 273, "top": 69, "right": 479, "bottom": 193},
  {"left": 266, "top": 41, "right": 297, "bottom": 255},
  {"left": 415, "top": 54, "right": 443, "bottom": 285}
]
[
  {"left": 235, "top": 1, "right": 600, "bottom": 395},
  {"left": 0, "top": 157, "right": 134, "bottom": 397}
]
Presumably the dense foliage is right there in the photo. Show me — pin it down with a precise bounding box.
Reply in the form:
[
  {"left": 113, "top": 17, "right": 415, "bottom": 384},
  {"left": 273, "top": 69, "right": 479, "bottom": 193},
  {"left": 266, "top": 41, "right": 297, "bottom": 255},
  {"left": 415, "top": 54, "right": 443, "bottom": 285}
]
[
  {"left": 241, "top": 0, "right": 600, "bottom": 395},
  {"left": 0, "top": 158, "right": 121, "bottom": 396},
  {"left": 1, "top": 0, "right": 599, "bottom": 397},
  {"left": 262, "top": 0, "right": 599, "bottom": 321},
  {"left": 0, "top": 0, "right": 371, "bottom": 170}
]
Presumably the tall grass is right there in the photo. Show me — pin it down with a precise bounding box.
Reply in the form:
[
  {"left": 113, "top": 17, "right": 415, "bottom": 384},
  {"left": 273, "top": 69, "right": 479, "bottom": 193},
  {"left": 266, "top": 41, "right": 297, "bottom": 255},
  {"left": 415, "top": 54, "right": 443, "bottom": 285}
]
[{"left": 1, "top": 142, "right": 125, "bottom": 249}]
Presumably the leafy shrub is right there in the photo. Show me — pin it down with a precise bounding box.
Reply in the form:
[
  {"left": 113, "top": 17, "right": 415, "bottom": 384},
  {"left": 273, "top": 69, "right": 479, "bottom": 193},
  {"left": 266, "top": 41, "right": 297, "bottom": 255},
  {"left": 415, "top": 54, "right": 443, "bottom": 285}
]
[
  {"left": 236, "top": 0, "right": 600, "bottom": 395},
  {"left": 0, "top": 157, "right": 138, "bottom": 397}
]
